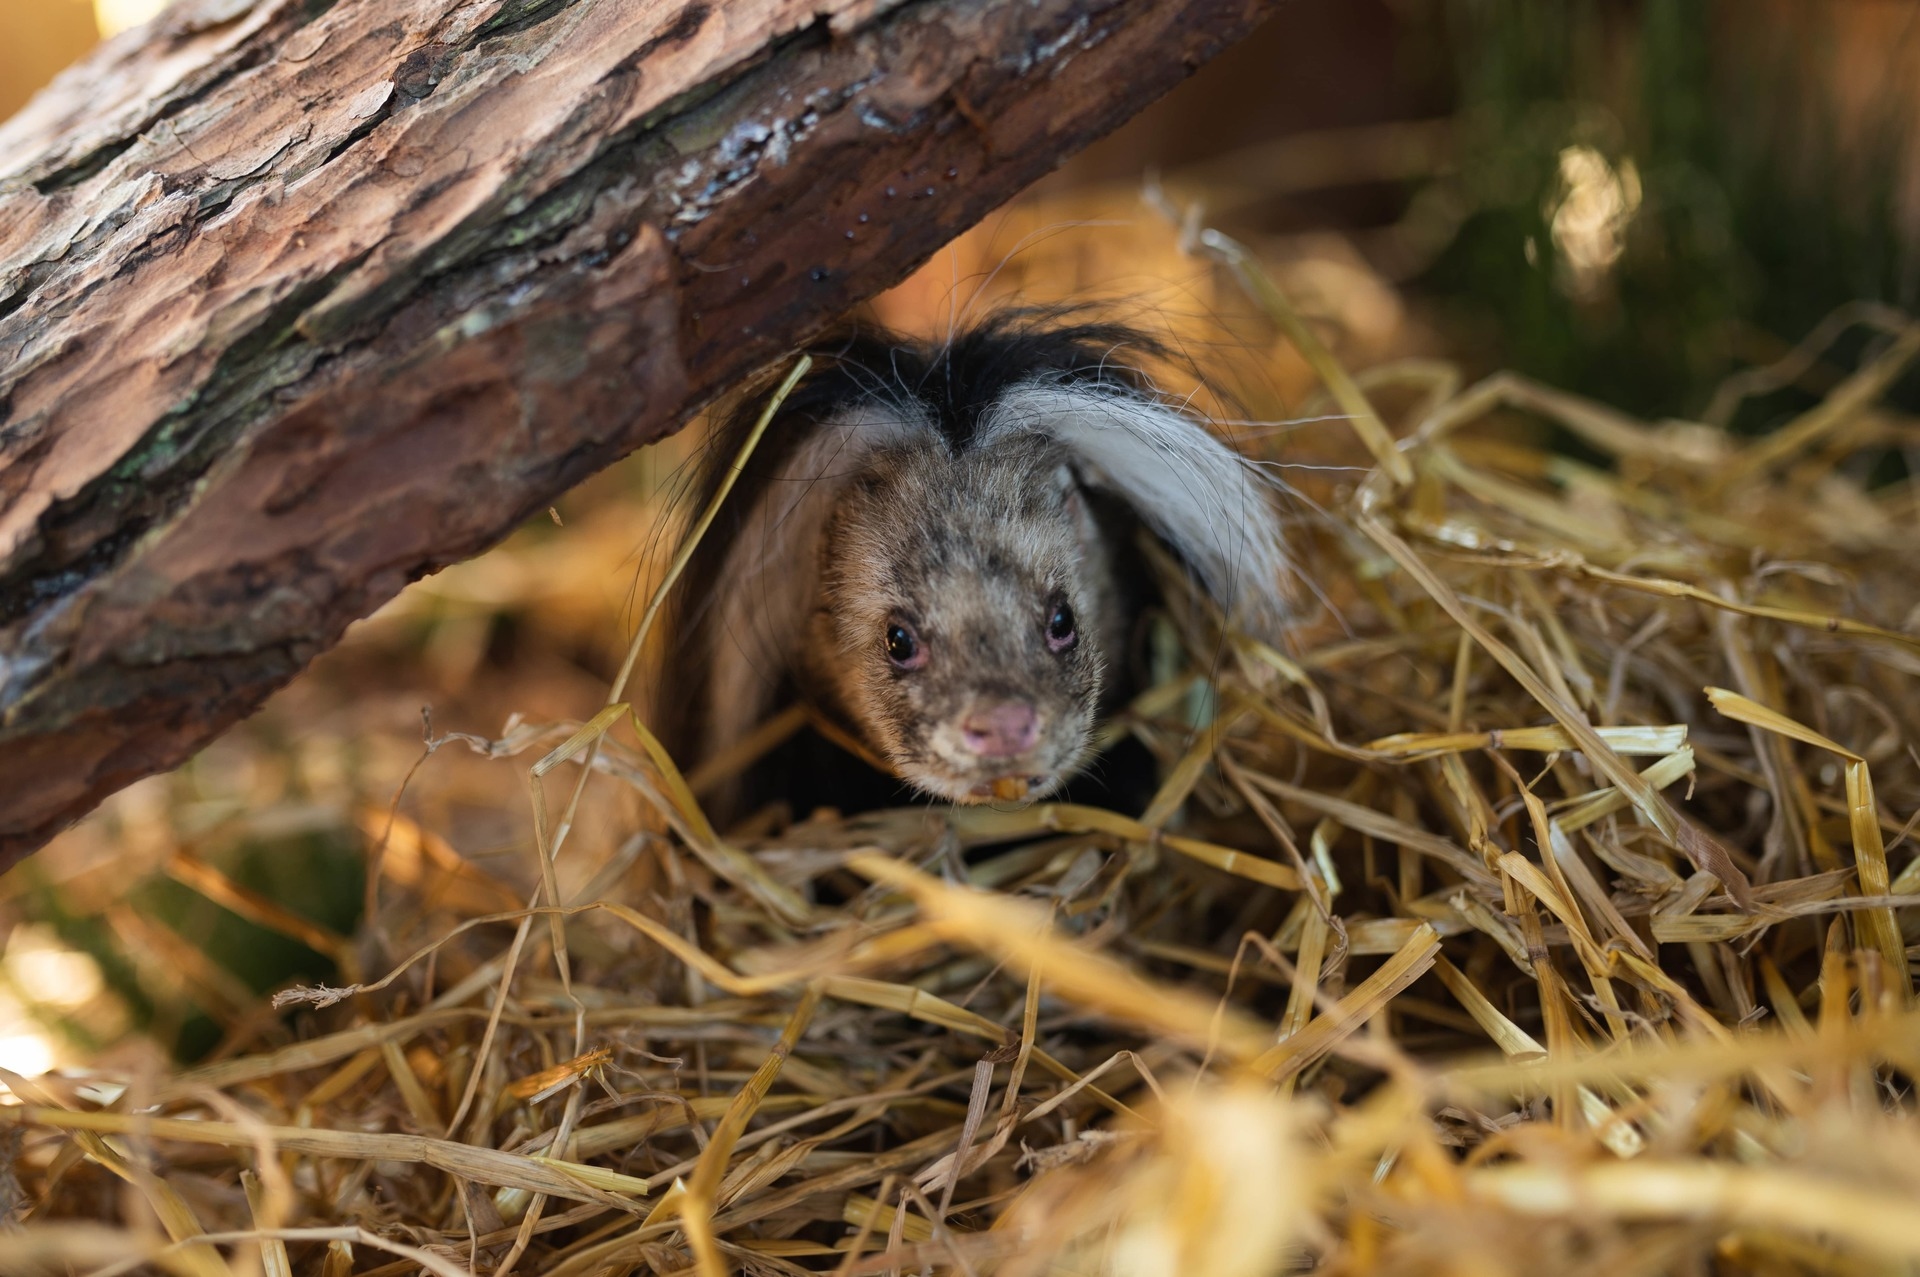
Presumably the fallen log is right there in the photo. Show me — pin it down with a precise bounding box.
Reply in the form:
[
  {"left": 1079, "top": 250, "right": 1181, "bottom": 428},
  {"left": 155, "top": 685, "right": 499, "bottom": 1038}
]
[{"left": 0, "top": 0, "right": 1277, "bottom": 867}]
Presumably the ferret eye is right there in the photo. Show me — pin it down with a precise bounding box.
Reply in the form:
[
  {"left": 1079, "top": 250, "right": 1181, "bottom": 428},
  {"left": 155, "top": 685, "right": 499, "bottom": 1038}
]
[
  {"left": 1045, "top": 596, "right": 1077, "bottom": 653},
  {"left": 885, "top": 620, "right": 924, "bottom": 669}
]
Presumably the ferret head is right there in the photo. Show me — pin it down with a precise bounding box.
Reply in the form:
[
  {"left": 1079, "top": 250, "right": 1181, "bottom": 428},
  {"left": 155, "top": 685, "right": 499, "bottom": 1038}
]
[{"left": 810, "top": 432, "right": 1115, "bottom": 804}]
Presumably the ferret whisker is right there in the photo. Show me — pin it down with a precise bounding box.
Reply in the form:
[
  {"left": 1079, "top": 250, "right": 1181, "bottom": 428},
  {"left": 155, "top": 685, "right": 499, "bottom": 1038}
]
[
  {"left": 1250, "top": 460, "right": 1371, "bottom": 475},
  {"left": 954, "top": 221, "right": 1139, "bottom": 332}
]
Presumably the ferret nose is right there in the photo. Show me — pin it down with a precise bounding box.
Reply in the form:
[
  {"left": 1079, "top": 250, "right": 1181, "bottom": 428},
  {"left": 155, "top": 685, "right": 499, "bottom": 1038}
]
[{"left": 960, "top": 701, "right": 1039, "bottom": 759}]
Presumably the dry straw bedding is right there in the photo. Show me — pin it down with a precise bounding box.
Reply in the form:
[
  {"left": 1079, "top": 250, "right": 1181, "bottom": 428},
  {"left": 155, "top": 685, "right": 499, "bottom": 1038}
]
[{"left": 5, "top": 230, "right": 1920, "bottom": 1277}]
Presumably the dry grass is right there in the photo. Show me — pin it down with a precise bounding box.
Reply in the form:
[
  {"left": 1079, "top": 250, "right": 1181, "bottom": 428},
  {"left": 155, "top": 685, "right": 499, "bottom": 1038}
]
[{"left": 4, "top": 209, "right": 1920, "bottom": 1277}]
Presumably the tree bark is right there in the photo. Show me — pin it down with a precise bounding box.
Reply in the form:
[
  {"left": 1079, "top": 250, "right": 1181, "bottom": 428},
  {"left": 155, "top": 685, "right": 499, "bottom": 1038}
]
[{"left": 0, "top": 0, "right": 1277, "bottom": 867}]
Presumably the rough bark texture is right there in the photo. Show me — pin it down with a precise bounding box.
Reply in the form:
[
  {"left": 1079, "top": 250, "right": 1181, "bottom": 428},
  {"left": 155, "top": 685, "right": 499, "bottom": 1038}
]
[{"left": 0, "top": 0, "right": 1277, "bottom": 867}]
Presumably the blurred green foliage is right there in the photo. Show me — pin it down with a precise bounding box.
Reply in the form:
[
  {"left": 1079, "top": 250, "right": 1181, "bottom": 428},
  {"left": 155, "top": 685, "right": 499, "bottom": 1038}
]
[
  {"left": 140, "top": 832, "right": 362, "bottom": 1060},
  {"left": 1411, "top": 0, "right": 1920, "bottom": 435},
  {"left": 19, "top": 813, "right": 361, "bottom": 1063}
]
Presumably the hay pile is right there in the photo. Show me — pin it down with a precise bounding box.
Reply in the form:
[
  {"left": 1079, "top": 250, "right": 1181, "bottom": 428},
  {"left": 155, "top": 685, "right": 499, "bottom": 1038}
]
[{"left": 5, "top": 230, "right": 1920, "bottom": 1277}]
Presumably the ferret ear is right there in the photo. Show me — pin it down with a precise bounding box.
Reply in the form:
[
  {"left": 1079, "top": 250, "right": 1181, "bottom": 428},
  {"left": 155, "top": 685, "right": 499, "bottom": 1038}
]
[
  {"left": 984, "top": 381, "right": 1292, "bottom": 634},
  {"left": 1050, "top": 461, "right": 1077, "bottom": 496},
  {"left": 1052, "top": 459, "right": 1103, "bottom": 559}
]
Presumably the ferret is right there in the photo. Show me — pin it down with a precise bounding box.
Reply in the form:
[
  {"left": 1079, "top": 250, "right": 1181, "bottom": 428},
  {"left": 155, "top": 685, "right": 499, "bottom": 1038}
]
[{"left": 660, "top": 311, "right": 1290, "bottom": 823}]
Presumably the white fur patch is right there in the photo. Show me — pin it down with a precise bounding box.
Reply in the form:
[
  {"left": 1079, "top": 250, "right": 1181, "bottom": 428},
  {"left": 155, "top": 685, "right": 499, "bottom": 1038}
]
[{"left": 979, "top": 381, "right": 1291, "bottom": 632}]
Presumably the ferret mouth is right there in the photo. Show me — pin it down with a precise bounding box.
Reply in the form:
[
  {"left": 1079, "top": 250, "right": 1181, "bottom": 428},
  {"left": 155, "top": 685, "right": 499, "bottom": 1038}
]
[
  {"left": 902, "top": 723, "right": 1090, "bottom": 805},
  {"left": 969, "top": 775, "right": 1046, "bottom": 804},
  {"left": 903, "top": 770, "right": 1063, "bottom": 806}
]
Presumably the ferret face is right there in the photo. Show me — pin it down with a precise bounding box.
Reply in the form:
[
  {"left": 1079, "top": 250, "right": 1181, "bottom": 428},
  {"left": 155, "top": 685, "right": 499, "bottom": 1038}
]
[{"left": 813, "top": 434, "right": 1113, "bottom": 804}]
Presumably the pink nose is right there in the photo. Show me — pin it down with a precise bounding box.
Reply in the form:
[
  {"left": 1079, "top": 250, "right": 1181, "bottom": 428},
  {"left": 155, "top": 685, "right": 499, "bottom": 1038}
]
[{"left": 960, "top": 702, "right": 1039, "bottom": 759}]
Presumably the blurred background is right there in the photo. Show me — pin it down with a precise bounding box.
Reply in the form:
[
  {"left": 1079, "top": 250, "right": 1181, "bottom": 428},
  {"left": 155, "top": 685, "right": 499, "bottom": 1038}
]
[
  {"left": 0, "top": 0, "right": 165, "bottom": 121},
  {"left": 3, "top": 0, "right": 1918, "bottom": 1075}
]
